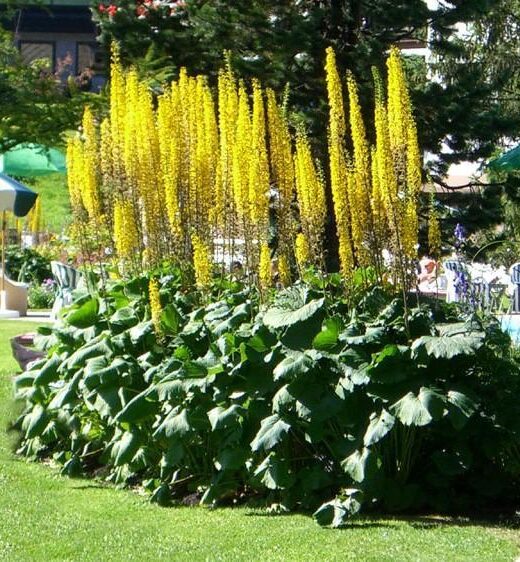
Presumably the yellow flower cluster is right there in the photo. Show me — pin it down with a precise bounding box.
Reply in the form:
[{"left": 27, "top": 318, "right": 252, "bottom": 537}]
[
  {"left": 192, "top": 234, "right": 212, "bottom": 289},
  {"left": 294, "top": 128, "right": 326, "bottom": 266},
  {"left": 148, "top": 278, "right": 162, "bottom": 334},
  {"left": 67, "top": 44, "right": 422, "bottom": 294},
  {"left": 259, "top": 243, "right": 272, "bottom": 290},
  {"left": 428, "top": 199, "right": 442, "bottom": 258},
  {"left": 325, "top": 46, "right": 421, "bottom": 289},
  {"left": 113, "top": 199, "right": 139, "bottom": 260},
  {"left": 325, "top": 47, "right": 354, "bottom": 277},
  {"left": 27, "top": 197, "right": 42, "bottom": 234}
]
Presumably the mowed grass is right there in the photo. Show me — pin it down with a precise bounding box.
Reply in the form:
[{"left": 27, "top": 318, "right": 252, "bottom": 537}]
[
  {"left": 30, "top": 173, "right": 70, "bottom": 233},
  {"left": 0, "top": 321, "right": 519, "bottom": 561}
]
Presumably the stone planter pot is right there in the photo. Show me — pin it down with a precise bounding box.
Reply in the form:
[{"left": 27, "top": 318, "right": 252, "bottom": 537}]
[{"left": 10, "top": 333, "right": 45, "bottom": 371}]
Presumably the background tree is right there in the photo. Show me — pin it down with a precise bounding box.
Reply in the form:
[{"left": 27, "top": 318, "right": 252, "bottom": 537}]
[
  {"left": 94, "top": 0, "right": 520, "bottom": 173},
  {"left": 0, "top": 26, "right": 99, "bottom": 152}
]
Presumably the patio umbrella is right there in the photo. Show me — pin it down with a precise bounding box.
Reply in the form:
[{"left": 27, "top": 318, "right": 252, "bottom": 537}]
[
  {"left": 487, "top": 144, "right": 520, "bottom": 173},
  {"left": 0, "top": 174, "right": 38, "bottom": 313},
  {"left": 0, "top": 143, "right": 66, "bottom": 177}
]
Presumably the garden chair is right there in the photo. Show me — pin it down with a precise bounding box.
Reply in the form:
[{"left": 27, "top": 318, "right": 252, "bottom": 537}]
[
  {"left": 50, "top": 261, "right": 82, "bottom": 320},
  {"left": 443, "top": 259, "right": 469, "bottom": 303},
  {"left": 509, "top": 262, "right": 520, "bottom": 313},
  {"left": 0, "top": 269, "right": 28, "bottom": 316}
]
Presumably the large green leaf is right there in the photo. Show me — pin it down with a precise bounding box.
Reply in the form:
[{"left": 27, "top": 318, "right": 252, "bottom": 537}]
[
  {"left": 250, "top": 414, "right": 291, "bottom": 452},
  {"left": 263, "top": 297, "right": 324, "bottom": 329},
  {"left": 110, "top": 306, "right": 139, "bottom": 330},
  {"left": 411, "top": 333, "right": 484, "bottom": 360},
  {"left": 254, "top": 453, "right": 295, "bottom": 490},
  {"left": 153, "top": 408, "right": 192, "bottom": 439},
  {"left": 111, "top": 430, "right": 141, "bottom": 466},
  {"left": 313, "top": 317, "right": 341, "bottom": 351},
  {"left": 115, "top": 391, "right": 159, "bottom": 424},
  {"left": 273, "top": 352, "right": 314, "bottom": 381},
  {"left": 390, "top": 387, "right": 445, "bottom": 426},
  {"left": 341, "top": 447, "right": 378, "bottom": 483},
  {"left": 22, "top": 404, "right": 48, "bottom": 439},
  {"left": 207, "top": 405, "right": 244, "bottom": 431},
  {"left": 446, "top": 390, "right": 478, "bottom": 430},
  {"left": 367, "top": 344, "right": 411, "bottom": 383},
  {"left": 313, "top": 490, "right": 363, "bottom": 528},
  {"left": 66, "top": 298, "right": 100, "bottom": 329},
  {"left": 364, "top": 410, "right": 395, "bottom": 446},
  {"left": 215, "top": 447, "right": 249, "bottom": 471},
  {"left": 33, "top": 353, "right": 61, "bottom": 386}
]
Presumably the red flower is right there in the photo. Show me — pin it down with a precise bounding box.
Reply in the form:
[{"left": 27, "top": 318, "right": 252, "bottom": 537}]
[
  {"left": 107, "top": 4, "right": 118, "bottom": 16},
  {"left": 136, "top": 5, "right": 147, "bottom": 16},
  {"left": 98, "top": 3, "right": 106, "bottom": 11}
]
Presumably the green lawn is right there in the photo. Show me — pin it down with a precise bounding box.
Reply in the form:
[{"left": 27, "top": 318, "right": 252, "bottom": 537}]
[
  {"left": 0, "top": 321, "right": 519, "bottom": 561},
  {"left": 30, "top": 173, "right": 70, "bottom": 233}
]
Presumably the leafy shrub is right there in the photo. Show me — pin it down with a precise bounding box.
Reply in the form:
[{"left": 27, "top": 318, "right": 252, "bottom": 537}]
[
  {"left": 5, "top": 246, "right": 52, "bottom": 284},
  {"left": 13, "top": 271, "right": 520, "bottom": 526},
  {"left": 28, "top": 279, "right": 56, "bottom": 309}
]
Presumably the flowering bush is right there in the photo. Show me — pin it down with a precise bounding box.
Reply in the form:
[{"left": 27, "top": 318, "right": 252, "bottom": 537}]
[
  {"left": 28, "top": 279, "right": 56, "bottom": 309},
  {"left": 67, "top": 45, "right": 421, "bottom": 295}
]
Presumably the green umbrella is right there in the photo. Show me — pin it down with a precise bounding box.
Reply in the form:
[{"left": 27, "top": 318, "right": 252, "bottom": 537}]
[
  {"left": 0, "top": 143, "right": 66, "bottom": 177},
  {"left": 487, "top": 144, "right": 520, "bottom": 173}
]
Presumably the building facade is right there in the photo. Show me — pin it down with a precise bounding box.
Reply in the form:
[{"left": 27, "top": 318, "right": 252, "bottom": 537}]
[{"left": 2, "top": 0, "right": 105, "bottom": 91}]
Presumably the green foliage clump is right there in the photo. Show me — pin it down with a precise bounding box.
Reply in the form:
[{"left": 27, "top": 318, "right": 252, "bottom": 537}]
[
  {"left": 5, "top": 246, "right": 52, "bottom": 284},
  {"left": 13, "top": 270, "right": 520, "bottom": 526}
]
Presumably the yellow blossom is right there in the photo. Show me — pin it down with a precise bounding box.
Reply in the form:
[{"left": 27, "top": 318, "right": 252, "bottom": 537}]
[
  {"left": 192, "top": 234, "right": 212, "bottom": 288},
  {"left": 148, "top": 278, "right": 162, "bottom": 334}
]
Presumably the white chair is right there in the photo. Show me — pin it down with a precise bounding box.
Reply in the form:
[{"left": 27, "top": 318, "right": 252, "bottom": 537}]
[
  {"left": 0, "top": 268, "right": 28, "bottom": 315},
  {"left": 50, "top": 261, "right": 83, "bottom": 320}
]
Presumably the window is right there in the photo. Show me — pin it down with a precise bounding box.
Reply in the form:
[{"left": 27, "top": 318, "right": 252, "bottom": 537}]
[
  {"left": 19, "top": 42, "right": 54, "bottom": 69},
  {"left": 77, "top": 43, "right": 96, "bottom": 72}
]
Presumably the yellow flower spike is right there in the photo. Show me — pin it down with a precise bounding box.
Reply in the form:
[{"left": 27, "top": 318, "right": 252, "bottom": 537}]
[
  {"left": 325, "top": 47, "right": 354, "bottom": 278},
  {"left": 278, "top": 254, "right": 291, "bottom": 287},
  {"left": 295, "top": 233, "right": 311, "bottom": 269},
  {"left": 81, "top": 106, "right": 101, "bottom": 220},
  {"left": 66, "top": 137, "right": 84, "bottom": 214},
  {"left": 294, "top": 128, "right": 326, "bottom": 265},
  {"left": 387, "top": 46, "right": 411, "bottom": 150},
  {"left": 148, "top": 278, "right": 162, "bottom": 335},
  {"left": 325, "top": 47, "right": 346, "bottom": 139},
  {"left": 113, "top": 199, "right": 139, "bottom": 259},
  {"left": 267, "top": 89, "right": 295, "bottom": 263},
  {"left": 428, "top": 199, "right": 442, "bottom": 259},
  {"left": 259, "top": 243, "right": 272, "bottom": 290},
  {"left": 192, "top": 234, "right": 212, "bottom": 289},
  {"left": 346, "top": 72, "right": 372, "bottom": 263},
  {"left": 406, "top": 118, "right": 422, "bottom": 197},
  {"left": 248, "top": 80, "right": 270, "bottom": 236},
  {"left": 232, "top": 83, "right": 252, "bottom": 221}
]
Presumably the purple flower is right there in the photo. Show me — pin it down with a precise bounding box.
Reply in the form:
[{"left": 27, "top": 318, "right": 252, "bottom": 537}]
[
  {"left": 454, "top": 223, "right": 466, "bottom": 244},
  {"left": 454, "top": 270, "right": 469, "bottom": 298}
]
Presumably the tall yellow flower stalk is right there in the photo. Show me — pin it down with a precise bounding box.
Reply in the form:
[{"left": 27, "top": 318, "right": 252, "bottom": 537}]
[
  {"left": 248, "top": 80, "right": 270, "bottom": 233},
  {"left": 267, "top": 89, "right": 295, "bottom": 279},
  {"left": 325, "top": 47, "right": 354, "bottom": 277},
  {"left": 346, "top": 72, "right": 372, "bottom": 264},
  {"left": 215, "top": 66, "right": 238, "bottom": 238},
  {"left": 259, "top": 243, "right": 272, "bottom": 290},
  {"left": 192, "top": 233, "right": 212, "bottom": 289},
  {"left": 66, "top": 137, "right": 84, "bottom": 215},
  {"left": 148, "top": 278, "right": 162, "bottom": 335},
  {"left": 81, "top": 106, "right": 101, "bottom": 220},
  {"left": 109, "top": 44, "right": 126, "bottom": 192},
  {"left": 113, "top": 199, "right": 139, "bottom": 261},
  {"left": 294, "top": 128, "right": 326, "bottom": 265},
  {"left": 428, "top": 197, "right": 442, "bottom": 259}
]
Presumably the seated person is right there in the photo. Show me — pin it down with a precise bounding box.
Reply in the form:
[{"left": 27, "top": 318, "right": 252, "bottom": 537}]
[{"left": 417, "top": 256, "right": 439, "bottom": 292}]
